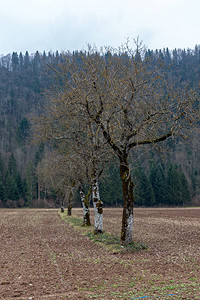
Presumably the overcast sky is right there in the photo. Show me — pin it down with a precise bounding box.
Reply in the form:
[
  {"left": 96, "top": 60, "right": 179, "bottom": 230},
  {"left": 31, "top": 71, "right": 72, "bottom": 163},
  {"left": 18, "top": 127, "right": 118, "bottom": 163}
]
[{"left": 0, "top": 0, "right": 199, "bottom": 55}]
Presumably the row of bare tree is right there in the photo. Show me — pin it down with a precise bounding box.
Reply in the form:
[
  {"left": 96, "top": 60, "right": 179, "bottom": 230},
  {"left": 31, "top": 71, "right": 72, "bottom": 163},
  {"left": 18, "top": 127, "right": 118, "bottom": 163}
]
[{"left": 33, "top": 40, "right": 199, "bottom": 245}]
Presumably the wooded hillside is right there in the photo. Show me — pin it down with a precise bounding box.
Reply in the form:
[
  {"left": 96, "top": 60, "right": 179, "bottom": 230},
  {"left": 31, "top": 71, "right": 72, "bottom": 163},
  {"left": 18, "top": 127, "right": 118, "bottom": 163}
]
[{"left": 0, "top": 46, "right": 199, "bottom": 208}]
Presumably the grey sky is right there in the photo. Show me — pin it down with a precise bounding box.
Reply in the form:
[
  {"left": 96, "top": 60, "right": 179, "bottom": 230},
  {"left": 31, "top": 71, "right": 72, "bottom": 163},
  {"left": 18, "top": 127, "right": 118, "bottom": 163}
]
[{"left": 0, "top": 0, "right": 199, "bottom": 55}]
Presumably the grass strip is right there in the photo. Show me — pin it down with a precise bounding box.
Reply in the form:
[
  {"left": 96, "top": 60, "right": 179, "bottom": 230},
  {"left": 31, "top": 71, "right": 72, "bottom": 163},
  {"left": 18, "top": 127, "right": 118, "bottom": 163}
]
[{"left": 58, "top": 211, "right": 148, "bottom": 252}]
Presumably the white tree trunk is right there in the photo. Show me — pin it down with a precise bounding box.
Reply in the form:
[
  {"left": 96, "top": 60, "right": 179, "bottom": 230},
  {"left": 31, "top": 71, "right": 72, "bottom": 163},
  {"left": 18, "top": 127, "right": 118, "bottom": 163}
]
[
  {"left": 79, "top": 184, "right": 91, "bottom": 226},
  {"left": 124, "top": 211, "right": 133, "bottom": 244},
  {"left": 91, "top": 173, "right": 103, "bottom": 234}
]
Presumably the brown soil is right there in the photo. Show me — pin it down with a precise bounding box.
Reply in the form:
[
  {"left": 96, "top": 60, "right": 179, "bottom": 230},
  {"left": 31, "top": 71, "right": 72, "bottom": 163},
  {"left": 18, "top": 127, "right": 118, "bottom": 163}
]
[{"left": 0, "top": 208, "right": 199, "bottom": 300}]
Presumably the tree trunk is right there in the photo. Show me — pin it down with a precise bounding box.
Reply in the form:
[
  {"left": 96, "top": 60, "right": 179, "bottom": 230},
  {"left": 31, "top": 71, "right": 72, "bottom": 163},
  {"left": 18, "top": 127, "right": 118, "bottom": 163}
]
[
  {"left": 67, "top": 193, "right": 72, "bottom": 216},
  {"left": 44, "top": 185, "right": 47, "bottom": 208},
  {"left": 79, "top": 184, "right": 91, "bottom": 226},
  {"left": 67, "top": 204, "right": 72, "bottom": 215},
  {"left": 91, "top": 170, "right": 103, "bottom": 234},
  {"left": 60, "top": 198, "right": 64, "bottom": 213},
  {"left": 67, "top": 180, "right": 76, "bottom": 216},
  {"left": 120, "top": 156, "right": 134, "bottom": 245}
]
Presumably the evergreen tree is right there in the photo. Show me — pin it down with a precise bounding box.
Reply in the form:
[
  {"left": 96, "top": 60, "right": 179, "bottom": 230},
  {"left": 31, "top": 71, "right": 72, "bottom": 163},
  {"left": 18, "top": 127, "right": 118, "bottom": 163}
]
[
  {"left": 179, "top": 169, "right": 191, "bottom": 205},
  {"left": 33, "top": 51, "right": 41, "bottom": 74},
  {"left": 24, "top": 51, "right": 30, "bottom": 70},
  {"left": 5, "top": 154, "right": 27, "bottom": 206},
  {"left": 164, "top": 47, "right": 171, "bottom": 65},
  {"left": 8, "top": 154, "right": 18, "bottom": 177},
  {"left": 17, "top": 118, "right": 30, "bottom": 144},
  {"left": 150, "top": 162, "right": 167, "bottom": 205},
  {"left": 167, "top": 164, "right": 180, "bottom": 205},
  {"left": 0, "top": 180, "right": 4, "bottom": 203},
  {"left": 166, "top": 164, "right": 190, "bottom": 206},
  {"left": 134, "top": 167, "right": 155, "bottom": 206},
  {"left": 12, "top": 52, "right": 19, "bottom": 72},
  {"left": 0, "top": 153, "right": 4, "bottom": 181},
  {"left": 0, "top": 153, "right": 5, "bottom": 205},
  {"left": 19, "top": 52, "right": 24, "bottom": 71},
  {"left": 100, "top": 164, "right": 123, "bottom": 207},
  {"left": 4, "top": 172, "right": 19, "bottom": 202},
  {"left": 26, "top": 162, "right": 36, "bottom": 206},
  {"left": 191, "top": 167, "right": 198, "bottom": 196},
  {"left": 16, "top": 172, "right": 24, "bottom": 198}
]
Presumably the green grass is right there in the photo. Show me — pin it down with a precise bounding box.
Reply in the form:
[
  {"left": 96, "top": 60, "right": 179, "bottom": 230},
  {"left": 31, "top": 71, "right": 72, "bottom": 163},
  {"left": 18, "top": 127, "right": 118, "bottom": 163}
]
[
  {"left": 87, "top": 231, "right": 120, "bottom": 244},
  {"left": 58, "top": 211, "right": 148, "bottom": 253},
  {"left": 87, "top": 281, "right": 200, "bottom": 299},
  {"left": 59, "top": 212, "right": 83, "bottom": 227}
]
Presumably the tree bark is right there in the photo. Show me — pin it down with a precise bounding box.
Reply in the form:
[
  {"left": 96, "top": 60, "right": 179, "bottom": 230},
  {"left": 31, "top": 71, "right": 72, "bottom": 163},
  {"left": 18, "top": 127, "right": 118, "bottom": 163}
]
[
  {"left": 67, "top": 204, "right": 72, "bottom": 215},
  {"left": 120, "top": 156, "right": 134, "bottom": 245},
  {"left": 67, "top": 180, "right": 76, "bottom": 216},
  {"left": 91, "top": 169, "right": 103, "bottom": 234},
  {"left": 79, "top": 184, "right": 91, "bottom": 226},
  {"left": 60, "top": 197, "right": 65, "bottom": 213}
]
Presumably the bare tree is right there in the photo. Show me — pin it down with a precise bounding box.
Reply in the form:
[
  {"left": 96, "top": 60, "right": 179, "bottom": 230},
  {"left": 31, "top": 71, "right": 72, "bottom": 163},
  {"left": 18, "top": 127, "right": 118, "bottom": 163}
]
[
  {"left": 46, "top": 40, "right": 198, "bottom": 245},
  {"left": 37, "top": 151, "right": 78, "bottom": 213},
  {"left": 33, "top": 96, "right": 112, "bottom": 232}
]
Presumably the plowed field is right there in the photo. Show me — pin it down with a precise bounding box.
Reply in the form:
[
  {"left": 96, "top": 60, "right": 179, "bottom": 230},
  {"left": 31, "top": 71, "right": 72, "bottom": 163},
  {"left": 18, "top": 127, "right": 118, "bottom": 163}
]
[{"left": 0, "top": 208, "right": 199, "bottom": 299}]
